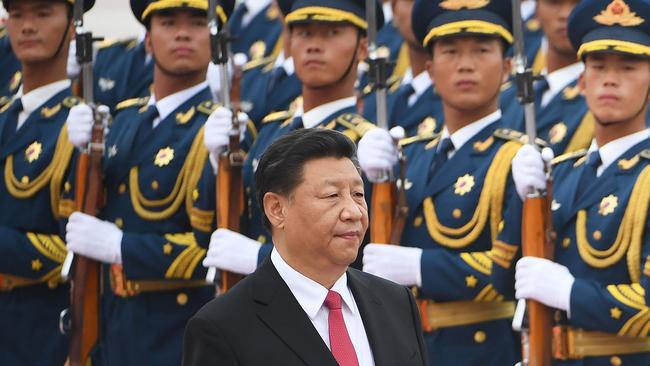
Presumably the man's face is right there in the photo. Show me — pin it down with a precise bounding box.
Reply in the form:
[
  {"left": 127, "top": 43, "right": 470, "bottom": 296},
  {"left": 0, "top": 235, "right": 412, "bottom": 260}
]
[
  {"left": 281, "top": 157, "right": 368, "bottom": 271},
  {"left": 391, "top": 0, "right": 417, "bottom": 46},
  {"left": 290, "top": 22, "right": 367, "bottom": 88},
  {"left": 429, "top": 36, "right": 510, "bottom": 112},
  {"left": 146, "top": 9, "right": 210, "bottom": 76},
  {"left": 580, "top": 53, "right": 650, "bottom": 124},
  {"left": 537, "top": 0, "right": 579, "bottom": 56},
  {"left": 6, "top": 0, "right": 71, "bottom": 63}
]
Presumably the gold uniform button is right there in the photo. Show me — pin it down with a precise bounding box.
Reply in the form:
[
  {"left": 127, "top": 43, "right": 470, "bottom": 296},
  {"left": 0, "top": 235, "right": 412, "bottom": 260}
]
[
  {"left": 452, "top": 209, "right": 462, "bottom": 219},
  {"left": 64, "top": 182, "right": 71, "bottom": 193},
  {"left": 593, "top": 230, "right": 602, "bottom": 240},
  {"left": 151, "top": 180, "right": 159, "bottom": 190},
  {"left": 562, "top": 237, "right": 571, "bottom": 248},
  {"left": 21, "top": 176, "right": 29, "bottom": 184},
  {"left": 192, "top": 189, "right": 199, "bottom": 202},
  {"left": 177, "top": 292, "right": 188, "bottom": 306},
  {"left": 473, "top": 330, "right": 486, "bottom": 344},
  {"left": 115, "top": 218, "right": 124, "bottom": 228},
  {"left": 257, "top": 235, "right": 267, "bottom": 244},
  {"left": 610, "top": 356, "right": 622, "bottom": 366},
  {"left": 413, "top": 216, "right": 423, "bottom": 228},
  {"left": 118, "top": 184, "right": 126, "bottom": 194}
]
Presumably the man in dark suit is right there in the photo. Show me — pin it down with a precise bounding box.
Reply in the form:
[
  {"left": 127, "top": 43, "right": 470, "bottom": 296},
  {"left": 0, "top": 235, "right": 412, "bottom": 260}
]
[{"left": 182, "top": 128, "right": 428, "bottom": 366}]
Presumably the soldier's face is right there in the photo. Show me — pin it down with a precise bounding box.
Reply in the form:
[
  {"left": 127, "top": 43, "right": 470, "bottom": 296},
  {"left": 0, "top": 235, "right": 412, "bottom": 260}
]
[
  {"left": 6, "top": 0, "right": 71, "bottom": 63},
  {"left": 146, "top": 9, "right": 210, "bottom": 76},
  {"left": 391, "top": 0, "right": 417, "bottom": 46},
  {"left": 429, "top": 36, "right": 510, "bottom": 113},
  {"left": 580, "top": 53, "right": 650, "bottom": 124},
  {"left": 290, "top": 22, "right": 368, "bottom": 88},
  {"left": 269, "top": 157, "right": 368, "bottom": 274},
  {"left": 537, "top": 0, "right": 579, "bottom": 56}
]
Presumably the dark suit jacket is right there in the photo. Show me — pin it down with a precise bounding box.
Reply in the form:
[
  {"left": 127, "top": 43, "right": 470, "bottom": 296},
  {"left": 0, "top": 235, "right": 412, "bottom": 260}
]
[{"left": 182, "top": 258, "right": 429, "bottom": 366}]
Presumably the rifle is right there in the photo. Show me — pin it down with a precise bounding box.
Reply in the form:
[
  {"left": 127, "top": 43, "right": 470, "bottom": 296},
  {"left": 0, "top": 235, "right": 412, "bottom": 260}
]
[
  {"left": 205, "top": 0, "right": 246, "bottom": 292},
  {"left": 59, "top": 1, "right": 106, "bottom": 365},
  {"left": 366, "top": 0, "right": 408, "bottom": 245},
  {"left": 511, "top": 1, "right": 555, "bottom": 365}
]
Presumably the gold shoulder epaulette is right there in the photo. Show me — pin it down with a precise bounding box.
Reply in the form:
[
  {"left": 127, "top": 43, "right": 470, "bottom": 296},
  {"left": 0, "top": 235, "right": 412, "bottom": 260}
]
[
  {"left": 243, "top": 56, "right": 274, "bottom": 72},
  {"left": 0, "top": 27, "right": 6, "bottom": 38},
  {"left": 494, "top": 128, "right": 525, "bottom": 142},
  {"left": 336, "top": 113, "right": 370, "bottom": 127},
  {"left": 98, "top": 38, "right": 119, "bottom": 49},
  {"left": 641, "top": 149, "right": 650, "bottom": 160},
  {"left": 62, "top": 96, "right": 82, "bottom": 108},
  {"left": 551, "top": 149, "right": 588, "bottom": 166},
  {"left": 526, "top": 18, "right": 541, "bottom": 32},
  {"left": 0, "top": 96, "right": 9, "bottom": 109},
  {"left": 500, "top": 80, "right": 513, "bottom": 92},
  {"left": 387, "top": 75, "right": 402, "bottom": 93},
  {"left": 399, "top": 131, "right": 440, "bottom": 147},
  {"left": 115, "top": 97, "right": 149, "bottom": 110},
  {"left": 197, "top": 100, "right": 218, "bottom": 115},
  {"left": 262, "top": 110, "right": 293, "bottom": 124}
]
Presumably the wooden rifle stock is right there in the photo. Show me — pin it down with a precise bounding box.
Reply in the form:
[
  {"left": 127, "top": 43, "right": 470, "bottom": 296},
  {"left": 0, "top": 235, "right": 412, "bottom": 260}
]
[
  {"left": 370, "top": 154, "right": 408, "bottom": 244},
  {"left": 521, "top": 180, "right": 555, "bottom": 366},
  {"left": 68, "top": 112, "right": 104, "bottom": 366},
  {"left": 216, "top": 60, "right": 245, "bottom": 292}
]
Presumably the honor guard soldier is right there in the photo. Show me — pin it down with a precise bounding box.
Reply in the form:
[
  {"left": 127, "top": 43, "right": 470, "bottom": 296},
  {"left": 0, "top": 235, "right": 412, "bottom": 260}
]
[
  {"left": 0, "top": 23, "right": 20, "bottom": 103},
  {"left": 239, "top": 0, "right": 302, "bottom": 127},
  {"left": 501, "top": 0, "right": 592, "bottom": 157},
  {"left": 62, "top": 1, "right": 234, "bottom": 365},
  {"left": 362, "top": 0, "right": 444, "bottom": 137},
  {"left": 228, "top": 0, "right": 283, "bottom": 64},
  {"left": 0, "top": 0, "right": 93, "bottom": 364},
  {"left": 202, "top": 0, "right": 381, "bottom": 279},
  {"left": 497, "top": 0, "right": 650, "bottom": 364},
  {"left": 357, "top": 0, "right": 527, "bottom": 364}
]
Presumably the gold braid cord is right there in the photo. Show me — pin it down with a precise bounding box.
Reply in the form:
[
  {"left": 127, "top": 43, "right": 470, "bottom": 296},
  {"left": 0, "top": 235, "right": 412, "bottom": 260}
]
[
  {"left": 129, "top": 126, "right": 209, "bottom": 221},
  {"left": 4, "top": 126, "right": 74, "bottom": 218},
  {"left": 423, "top": 141, "right": 520, "bottom": 249},
  {"left": 576, "top": 165, "right": 650, "bottom": 282}
]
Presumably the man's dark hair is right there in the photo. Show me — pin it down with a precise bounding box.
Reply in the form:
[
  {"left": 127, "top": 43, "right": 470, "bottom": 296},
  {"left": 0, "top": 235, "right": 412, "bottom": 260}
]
[{"left": 255, "top": 128, "right": 359, "bottom": 231}]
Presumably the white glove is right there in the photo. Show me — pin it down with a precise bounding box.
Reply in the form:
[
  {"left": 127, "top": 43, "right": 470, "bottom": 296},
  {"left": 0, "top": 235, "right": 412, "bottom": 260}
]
[
  {"left": 362, "top": 243, "right": 422, "bottom": 286},
  {"left": 65, "top": 212, "right": 123, "bottom": 264},
  {"left": 202, "top": 228, "right": 262, "bottom": 275},
  {"left": 67, "top": 40, "right": 81, "bottom": 79},
  {"left": 357, "top": 127, "right": 403, "bottom": 183},
  {"left": 512, "top": 144, "right": 549, "bottom": 201},
  {"left": 515, "top": 256, "right": 574, "bottom": 312},
  {"left": 67, "top": 103, "right": 94, "bottom": 149},
  {"left": 204, "top": 107, "right": 249, "bottom": 173}
]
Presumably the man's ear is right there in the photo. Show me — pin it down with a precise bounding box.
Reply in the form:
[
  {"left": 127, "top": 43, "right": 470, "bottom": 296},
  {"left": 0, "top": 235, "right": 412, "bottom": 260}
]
[
  {"left": 578, "top": 72, "right": 585, "bottom": 97},
  {"left": 144, "top": 31, "right": 152, "bottom": 55},
  {"left": 502, "top": 57, "right": 512, "bottom": 84},
  {"left": 263, "top": 192, "right": 287, "bottom": 230},
  {"left": 357, "top": 35, "right": 369, "bottom": 62}
]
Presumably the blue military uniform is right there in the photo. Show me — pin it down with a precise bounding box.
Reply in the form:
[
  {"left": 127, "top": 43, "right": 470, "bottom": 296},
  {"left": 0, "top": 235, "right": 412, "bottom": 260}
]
[
  {"left": 0, "top": 27, "right": 21, "bottom": 103},
  {"left": 494, "top": 0, "right": 650, "bottom": 364},
  {"left": 0, "top": 83, "right": 79, "bottom": 366},
  {"left": 357, "top": 19, "right": 407, "bottom": 96},
  {"left": 500, "top": 68, "right": 593, "bottom": 156},
  {"left": 93, "top": 37, "right": 154, "bottom": 113},
  {"left": 228, "top": 0, "right": 283, "bottom": 64},
  {"left": 396, "top": 1, "right": 526, "bottom": 365}
]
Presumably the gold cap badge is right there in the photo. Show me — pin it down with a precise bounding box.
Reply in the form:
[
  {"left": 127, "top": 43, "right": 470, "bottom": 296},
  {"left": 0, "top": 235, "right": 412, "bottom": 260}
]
[
  {"left": 594, "top": 0, "right": 645, "bottom": 27},
  {"left": 440, "top": 0, "right": 489, "bottom": 11}
]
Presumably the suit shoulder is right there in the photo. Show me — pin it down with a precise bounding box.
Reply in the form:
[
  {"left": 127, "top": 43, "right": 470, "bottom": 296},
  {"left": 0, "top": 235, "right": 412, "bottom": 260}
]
[
  {"left": 115, "top": 96, "right": 150, "bottom": 111},
  {"left": 551, "top": 149, "right": 588, "bottom": 166}
]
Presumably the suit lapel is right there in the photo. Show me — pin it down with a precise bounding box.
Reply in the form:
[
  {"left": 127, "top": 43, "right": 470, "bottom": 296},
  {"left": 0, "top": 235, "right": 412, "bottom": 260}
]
[
  {"left": 347, "top": 269, "right": 395, "bottom": 366},
  {"left": 253, "top": 260, "right": 338, "bottom": 366}
]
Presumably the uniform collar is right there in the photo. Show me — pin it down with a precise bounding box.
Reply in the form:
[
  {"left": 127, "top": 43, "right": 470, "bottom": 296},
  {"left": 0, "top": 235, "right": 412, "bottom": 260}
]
[
  {"left": 16, "top": 79, "right": 71, "bottom": 118},
  {"left": 270, "top": 248, "right": 356, "bottom": 320},
  {"left": 441, "top": 109, "right": 501, "bottom": 152},
  {"left": 410, "top": 70, "right": 433, "bottom": 99},
  {"left": 588, "top": 129, "right": 650, "bottom": 175},
  {"left": 273, "top": 51, "right": 295, "bottom": 76},
  {"left": 297, "top": 96, "right": 357, "bottom": 129},
  {"left": 148, "top": 81, "right": 208, "bottom": 122},
  {"left": 543, "top": 61, "right": 583, "bottom": 102}
]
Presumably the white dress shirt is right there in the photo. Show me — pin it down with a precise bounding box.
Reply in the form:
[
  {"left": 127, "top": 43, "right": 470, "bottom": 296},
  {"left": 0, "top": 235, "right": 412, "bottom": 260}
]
[
  {"left": 271, "top": 249, "right": 375, "bottom": 366},
  {"left": 272, "top": 51, "right": 296, "bottom": 76},
  {"left": 540, "top": 61, "right": 584, "bottom": 107},
  {"left": 294, "top": 96, "right": 357, "bottom": 129},
  {"left": 440, "top": 109, "right": 502, "bottom": 159},
  {"left": 15, "top": 79, "right": 71, "bottom": 129},
  {"left": 242, "top": 0, "right": 271, "bottom": 28},
  {"left": 146, "top": 81, "right": 208, "bottom": 128},
  {"left": 587, "top": 129, "right": 650, "bottom": 176}
]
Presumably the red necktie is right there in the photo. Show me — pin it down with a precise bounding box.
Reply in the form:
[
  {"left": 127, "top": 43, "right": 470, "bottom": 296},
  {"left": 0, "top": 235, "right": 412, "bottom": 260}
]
[{"left": 324, "top": 290, "right": 359, "bottom": 366}]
